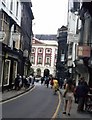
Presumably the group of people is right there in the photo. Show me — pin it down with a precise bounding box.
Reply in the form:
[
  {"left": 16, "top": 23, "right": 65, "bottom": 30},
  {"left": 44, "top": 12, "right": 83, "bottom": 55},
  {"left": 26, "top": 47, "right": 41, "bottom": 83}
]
[
  {"left": 14, "top": 74, "right": 35, "bottom": 90},
  {"left": 62, "top": 77, "right": 89, "bottom": 116},
  {"left": 41, "top": 75, "right": 90, "bottom": 116},
  {"left": 41, "top": 75, "right": 61, "bottom": 94}
]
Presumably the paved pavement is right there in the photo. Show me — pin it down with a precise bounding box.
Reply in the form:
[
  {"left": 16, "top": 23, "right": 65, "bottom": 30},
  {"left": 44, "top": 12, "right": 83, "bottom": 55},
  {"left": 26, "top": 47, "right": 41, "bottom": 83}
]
[
  {"left": 1, "top": 85, "right": 34, "bottom": 102},
  {"left": 57, "top": 89, "right": 92, "bottom": 119}
]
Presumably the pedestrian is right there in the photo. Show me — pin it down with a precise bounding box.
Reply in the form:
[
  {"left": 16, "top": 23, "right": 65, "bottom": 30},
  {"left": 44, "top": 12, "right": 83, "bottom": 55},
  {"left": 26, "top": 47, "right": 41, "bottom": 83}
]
[
  {"left": 19, "top": 75, "right": 22, "bottom": 89},
  {"left": 32, "top": 75, "right": 35, "bottom": 85},
  {"left": 23, "top": 76, "right": 30, "bottom": 89},
  {"left": 46, "top": 76, "right": 50, "bottom": 88},
  {"left": 76, "top": 77, "right": 89, "bottom": 112},
  {"left": 50, "top": 76, "right": 54, "bottom": 89},
  {"left": 41, "top": 76, "right": 44, "bottom": 84},
  {"left": 58, "top": 78, "right": 63, "bottom": 89},
  {"left": 63, "top": 78, "right": 74, "bottom": 116},
  {"left": 63, "top": 78, "right": 67, "bottom": 89},
  {"left": 14, "top": 74, "right": 20, "bottom": 90},
  {"left": 44, "top": 76, "right": 47, "bottom": 85},
  {"left": 53, "top": 78, "right": 59, "bottom": 95}
]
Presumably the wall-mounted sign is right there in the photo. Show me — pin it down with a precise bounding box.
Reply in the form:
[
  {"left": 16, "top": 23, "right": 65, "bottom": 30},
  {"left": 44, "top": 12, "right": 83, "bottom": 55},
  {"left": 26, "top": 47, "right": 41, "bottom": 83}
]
[{"left": 77, "top": 45, "right": 90, "bottom": 57}]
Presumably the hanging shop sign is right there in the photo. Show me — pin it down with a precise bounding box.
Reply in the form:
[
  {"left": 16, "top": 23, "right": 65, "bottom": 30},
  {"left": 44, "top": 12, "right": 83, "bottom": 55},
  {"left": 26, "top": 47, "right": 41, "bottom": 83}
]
[{"left": 77, "top": 45, "right": 90, "bottom": 57}]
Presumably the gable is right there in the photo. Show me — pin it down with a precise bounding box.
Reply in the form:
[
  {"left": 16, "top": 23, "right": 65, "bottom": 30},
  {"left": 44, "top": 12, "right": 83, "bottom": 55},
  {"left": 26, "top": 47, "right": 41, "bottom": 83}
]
[{"left": 32, "top": 38, "right": 45, "bottom": 45}]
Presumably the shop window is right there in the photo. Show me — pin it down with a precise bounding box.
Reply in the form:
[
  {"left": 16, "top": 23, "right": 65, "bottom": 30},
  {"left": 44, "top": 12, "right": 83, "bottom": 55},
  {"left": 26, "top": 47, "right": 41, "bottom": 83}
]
[
  {"left": 24, "top": 65, "right": 27, "bottom": 76},
  {"left": 3, "top": 60, "right": 11, "bottom": 86},
  {"left": 12, "top": 61, "right": 17, "bottom": 83}
]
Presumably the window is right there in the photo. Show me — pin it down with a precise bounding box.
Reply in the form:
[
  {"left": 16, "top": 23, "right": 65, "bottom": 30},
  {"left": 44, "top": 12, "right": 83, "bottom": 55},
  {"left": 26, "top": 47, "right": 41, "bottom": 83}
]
[
  {"left": 46, "top": 49, "right": 51, "bottom": 54},
  {"left": 13, "top": 41, "right": 15, "bottom": 48},
  {"left": 68, "top": 43, "right": 73, "bottom": 55},
  {"left": 3, "top": 60, "right": 11, "bottom": 85},
  {"left": 37, "top": 57, "right": 42, "bottom": 64},
  {"left": 12, "top": 61, "right": 17, "bottom": 83},
  {"left": 31, "top": 56, "right": 35, "bottom": 64},
  {"left": 46, "top": 57, "right": 50, "bottom": 64},
  {"left": 10, "top": 0, "right": 13, "bottom": 11},
  {"left": 16, "top": 1, "right": 19, "bottom": 17},
  {"left": 32, "top": 48, "right": 35, "bottom": 53},
  {"left": 38, "top": 48, "right": 43, "bottom": 53}
]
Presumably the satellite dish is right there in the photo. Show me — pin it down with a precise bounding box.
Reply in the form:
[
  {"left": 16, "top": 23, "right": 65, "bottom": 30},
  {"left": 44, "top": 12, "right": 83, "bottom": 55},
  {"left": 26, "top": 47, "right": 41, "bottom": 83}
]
[{"left": 0, "top": 31, "right": 6, "bottom": 42}]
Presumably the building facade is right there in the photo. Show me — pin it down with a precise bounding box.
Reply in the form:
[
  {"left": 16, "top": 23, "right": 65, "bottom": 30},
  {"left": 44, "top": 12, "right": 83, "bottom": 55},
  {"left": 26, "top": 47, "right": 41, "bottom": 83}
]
[
  {"left": 30, "top": 37, "right": 58, "bottom": 77},
  {"left": 0, "top": 0, "right": 34, "bottom": 91},
  {"left": 67, "top": 0, "right": 92, "bottom": 87},
  {"left": 67, "top": 0, "right": 82, "bottom": 84},
  {"left": 21, "top": 2, "right": 34, "bottom": 77},
  {"left": 0, "top": 0, "right": 22, "bottom": 91},
  {"left": 56, "top": 26, "right": 68, "bottom": 81},
  {"left": 76, "top": 1, "right": 92, "bottom": 87}
]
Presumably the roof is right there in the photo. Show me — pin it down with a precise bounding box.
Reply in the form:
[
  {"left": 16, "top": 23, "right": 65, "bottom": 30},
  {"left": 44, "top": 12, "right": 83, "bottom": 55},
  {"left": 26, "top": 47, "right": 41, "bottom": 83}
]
[
  {"left": 32, "top": 37, "right": 58, "bottom": 46},
  {"left": 35, "top": 34, "right": 57, "bottom": 40},
  {"left": 40, "top": 40, "right": 58, "bottom": 46}
]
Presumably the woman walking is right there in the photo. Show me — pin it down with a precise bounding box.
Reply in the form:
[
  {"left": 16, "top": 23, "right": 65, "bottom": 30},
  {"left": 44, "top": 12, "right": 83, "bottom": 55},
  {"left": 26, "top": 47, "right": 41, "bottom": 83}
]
[{"left": 63, "top": 78, "right": 74, "bottom": 116}]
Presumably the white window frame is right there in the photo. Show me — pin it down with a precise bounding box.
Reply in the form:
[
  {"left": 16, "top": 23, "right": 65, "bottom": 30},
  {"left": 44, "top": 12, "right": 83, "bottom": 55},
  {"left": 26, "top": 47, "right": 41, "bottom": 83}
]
[
  {"left": 38, "top": 57, "right": 42, "bottom": 64},
  {"left": 46, "top": 57, "right": 50, "bottom": 64},
  {"left": 31, "top": 56, "right": 35, "bottom": 64},
  {"left": 32, "top": 48, "right": 35, "bottom": 53},
  {"left": 46, "top": 49, "right": 51, "bottom": 54},
  {"left": 38, "top": 48, "right": 42, "bottom": 53},
  {"left": 3, "top": 60, "right": 11, "bottom": 86}
]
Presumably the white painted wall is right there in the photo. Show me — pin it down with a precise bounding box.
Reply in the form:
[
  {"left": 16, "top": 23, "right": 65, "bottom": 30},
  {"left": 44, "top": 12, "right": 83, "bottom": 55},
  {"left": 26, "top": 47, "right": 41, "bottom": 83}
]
[
  {"left": 0, "top": 0, "right": 21, "bottom": 26},
  {"left": 67, "top": 10, "right": 81, "bottom": 67},
  {"left": 31, "top": 40, "right": 58, "bottom": 77}
]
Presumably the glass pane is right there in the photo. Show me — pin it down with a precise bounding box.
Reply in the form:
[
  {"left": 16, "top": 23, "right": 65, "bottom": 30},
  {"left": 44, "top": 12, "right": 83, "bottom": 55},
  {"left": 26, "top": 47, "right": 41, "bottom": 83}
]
[{"left": 3, "top": 60, "right": 10, "bottom": 85}]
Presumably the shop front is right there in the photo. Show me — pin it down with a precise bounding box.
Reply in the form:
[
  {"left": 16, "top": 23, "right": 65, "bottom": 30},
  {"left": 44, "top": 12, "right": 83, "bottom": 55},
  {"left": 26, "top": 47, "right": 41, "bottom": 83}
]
[{"left": 2, "top": 44, "right": 23, "bottom": 91}]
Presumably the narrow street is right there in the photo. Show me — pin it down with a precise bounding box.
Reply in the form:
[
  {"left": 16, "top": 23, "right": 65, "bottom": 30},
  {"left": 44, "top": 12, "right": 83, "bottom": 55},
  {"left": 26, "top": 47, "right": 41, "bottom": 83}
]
[{"left": 2, "top": 83, "right": 59, "bottom": 118}]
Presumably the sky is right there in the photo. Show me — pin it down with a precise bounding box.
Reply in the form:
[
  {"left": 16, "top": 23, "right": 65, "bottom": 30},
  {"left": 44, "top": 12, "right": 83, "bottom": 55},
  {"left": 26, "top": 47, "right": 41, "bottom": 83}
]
[{"left": 31, "top": 0, "right": 68, "bottom": 34}]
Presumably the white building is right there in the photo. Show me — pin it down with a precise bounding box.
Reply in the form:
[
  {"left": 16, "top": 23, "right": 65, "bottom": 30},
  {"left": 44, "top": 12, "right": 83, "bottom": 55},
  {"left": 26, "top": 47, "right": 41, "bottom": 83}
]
[
  {"left": 67, "top": 0, "right": 82, "bottom": 82},
  {"left": 30, "top": 37, "right": 58, "bottom": 77}
]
